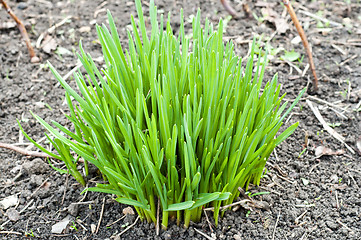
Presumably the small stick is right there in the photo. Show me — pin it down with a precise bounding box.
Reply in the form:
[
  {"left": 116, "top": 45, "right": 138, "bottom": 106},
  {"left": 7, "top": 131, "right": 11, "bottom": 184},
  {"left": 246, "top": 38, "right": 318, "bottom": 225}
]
[
  {"left": 306, "top": 100, "right": 355, "bottom": 154},
  {"left": 106, "top": 215, "right": 126, "bottom": 227},
  {"left": 335, "top": 190, "right": 339, "bottom": 209},
  {"left": 194, "top": 228, "right": 215, "bottom": 240},
  {"left": 272, "top": 211, "right": 281, "bottom": 240},
  {"left": 203, "top": 199, "right": 250, "bottom": 211},
  {"left": 283, "top": 0, "right": 318, "bottom": 91},
  {"left": 339, "top": 54, "right": 358, "bottom": 66},
  {"left": 95, "top": 197, "right": 106, "bottom": 234},
  {"left": 276, "top": 174, "right": 296, "bottom": 184},
  {"left": 298, "top": 10, "right": 342, "bottom": 27},
  {"left": 75, "top": 219, "right": 88, "bottom": 232},
  {"left": 220, "top": 0, "right": 238, "bottom": 18},
  {"left": 0, "top": 142, "right": 53, "bottom": 158},
  {"left": 299, "top": 231, "right": 308, "bottom": 240},
  {"left": 348, "top": 171, "right": 359, "bottom": 189},
  {"left": 72, "top": 201, "right": 94, "bottom": 205},
  {"left": 0, "top": 0, "right": 40, "bottom": 63},
  {"left": 295, "top": 210, "right": 307, "bottom": 225},
  {"left": 203, "top": 209, "right": 214, "bottom": 232},
  {"left": 336, "top": 219, "right": 354, "bottom": 234},
  {"left": 29, "top": 177, "right": 50, "bottom": 199},
  {"left": 307, "top": 95, "right": 350, "bottom": 112},
  {"left": 118, "top": 216, "right": 140, "bottom": 237},
  {"left": 0, "top": 231, "right": 22, "bottom": 235}
]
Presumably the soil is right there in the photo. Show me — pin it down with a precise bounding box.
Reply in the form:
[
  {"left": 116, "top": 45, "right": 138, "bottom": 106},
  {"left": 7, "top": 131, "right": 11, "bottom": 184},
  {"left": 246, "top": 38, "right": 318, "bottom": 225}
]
[{"left": 1, "top": 0, "right": 361, "bottom": 239}]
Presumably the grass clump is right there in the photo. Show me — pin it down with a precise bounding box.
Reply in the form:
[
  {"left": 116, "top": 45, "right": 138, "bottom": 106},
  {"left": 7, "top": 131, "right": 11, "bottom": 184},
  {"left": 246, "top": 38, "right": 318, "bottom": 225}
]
[{"left": 20, "top": 0, "right": 304, "bottom": 229}]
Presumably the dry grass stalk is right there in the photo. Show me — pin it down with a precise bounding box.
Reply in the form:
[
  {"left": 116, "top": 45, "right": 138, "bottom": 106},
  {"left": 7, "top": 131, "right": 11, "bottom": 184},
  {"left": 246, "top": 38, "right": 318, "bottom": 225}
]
[
  {"left": 0, "top": 0, "right": 40, "bottom": 63},
  {"left": 283, "top": 0, "right": 318, "bottom": 91}
]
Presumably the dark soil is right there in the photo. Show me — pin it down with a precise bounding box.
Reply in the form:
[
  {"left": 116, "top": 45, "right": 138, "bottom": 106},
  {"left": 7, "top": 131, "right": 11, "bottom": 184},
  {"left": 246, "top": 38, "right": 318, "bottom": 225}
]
[{"left": 1, "top": 0, "right": 361, "bottom": 239}]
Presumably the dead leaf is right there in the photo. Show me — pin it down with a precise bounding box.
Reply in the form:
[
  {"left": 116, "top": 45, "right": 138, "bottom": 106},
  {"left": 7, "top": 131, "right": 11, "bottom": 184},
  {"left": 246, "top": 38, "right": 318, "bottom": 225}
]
[
  {"left": 0, "top": 195, "right": 18, "bottom": 210},
  {"left": 91, "top": 224, "right": 96, "bottom": 233},
  {"left": 332, "top": 184, "right": 348, "bottom": 190},
  {"left": 315, "top": 146, "right": 345, "bottom": 158},
  {"left": 261, "top": 8, "right": 289, "bottom": 34},
  {"left": 263, "top": 218, "right": 272, "bottom": 229},
  {"left": 41, "top": 35, "right": 58, "bottom": 54},
  {"left": 291, "top": 36, "right": 302, "bottom": 45},
  {"left": 51, "top": 216, "right": 70, "bottom": 234},
  {"left": 122, "top": 206, "right": 135, "bottom": 215},
  {"left": 274, "top": 18, "right": 289, "bottom": 33}
]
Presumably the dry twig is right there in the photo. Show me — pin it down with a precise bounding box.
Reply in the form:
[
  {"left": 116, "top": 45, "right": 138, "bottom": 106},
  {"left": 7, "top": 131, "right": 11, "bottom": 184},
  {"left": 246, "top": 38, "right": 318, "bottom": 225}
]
[
  {"left": 118, "top": 216, "right": 140, "bottom": 237},
  {"left": 220, "top": 0, "right": 238, "bottom": 18},
  {"left": 336, "top": 219, "right": 355, "bottom": 234},
  {"left": 203, "top": 199, "right": 250, "bottom": 211},
  {"left": 106, "top": 215, "right": 126, "bottom": 227},
  {"left": 283, "top": 0, "right": 318, "bottom": 91},
  {"left": 203, "top": 209, "right": 214, "bottom": 232},
  {"left": 0, "top": 0, "right": 40, "bottom": 63},
  {"left": 306, "top": 100, "right": 355, "bottom": 154},
  {"left": 95, "top": 197, "right": 106, "bottom": 234},
  {"left": 29, "top": 177, "right": 50, "bottom": 199},
  {"left": 0, "top": 142, "right": 52, "bottom": 158},
  {"left": 0, "top": 231, "right": 22, "bottom": 235},
  {"left": 194, "top": 228, "right": 216, "bottom": 240},
  {"left": 272, "top": 211, "right": 281, "bottom": 240}
]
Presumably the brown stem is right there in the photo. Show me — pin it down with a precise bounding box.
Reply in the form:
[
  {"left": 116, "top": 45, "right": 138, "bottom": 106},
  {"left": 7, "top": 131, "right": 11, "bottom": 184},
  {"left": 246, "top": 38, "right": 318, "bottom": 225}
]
[
  {"left": 283, "top": 0, "right": 318, "bottom": 91},
  {"left": 220, "top": 0, "right": 239, "bottom": 18},
  {"left": 0, "top": 142, "right": 51, "bottom": 158},
  {"left": 1, "top": 0, "right": 40, "bottom": 63}
]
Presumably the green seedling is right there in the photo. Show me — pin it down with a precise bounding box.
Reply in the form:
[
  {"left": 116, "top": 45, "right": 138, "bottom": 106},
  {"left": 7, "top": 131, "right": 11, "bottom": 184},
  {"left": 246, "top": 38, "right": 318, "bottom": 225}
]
[
  {"left": 25, "top": 229, "right": 35, "bottom": 237},
  {"left": 70, "top": 221, "right": 78, "bottom": 231},
  {"left": 55, "top": 46, "right": 73, "bottom": 60},
  {"left": 5, "top": 68, "right": 10, "bottom": 80},
  {"left": 281, "top": 50, "right": 301, "bottom": 62},
  {"left": 20, "top": 0, "right": 304, "bottom": 229},
  {"left": 298, "top": 148, "right": 307, "bottom": 158},
  {"left": 327, "top": 122, "right": 341, "bottom": 128}
]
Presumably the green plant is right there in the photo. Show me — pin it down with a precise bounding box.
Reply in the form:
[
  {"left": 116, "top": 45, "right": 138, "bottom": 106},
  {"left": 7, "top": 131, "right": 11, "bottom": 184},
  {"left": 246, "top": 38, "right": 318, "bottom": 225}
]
[
  {"left": 70, "top": 221, "right": 78, "bottom": 231},
  {"left": 25, "top": 229, "right": 35, "bottom": 237},
  {"left": 327, "top": 122, "right": 341, "bottom": 128},
  {"left": 20, "top": 0, "right": 304, "bottom": 229},
  {"left": 281, "top": 49, "right": 301, "bottom": 62}
]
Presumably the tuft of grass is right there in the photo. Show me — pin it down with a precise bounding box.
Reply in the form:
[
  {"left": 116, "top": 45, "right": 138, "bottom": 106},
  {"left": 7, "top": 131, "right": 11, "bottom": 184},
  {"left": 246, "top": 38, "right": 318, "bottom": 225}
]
[{"left": 20, "top": 0, "right": 304, "bottom": 229}]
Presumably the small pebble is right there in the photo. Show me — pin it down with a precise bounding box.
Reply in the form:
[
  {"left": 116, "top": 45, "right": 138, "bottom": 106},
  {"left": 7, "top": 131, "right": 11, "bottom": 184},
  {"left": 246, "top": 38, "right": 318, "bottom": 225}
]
[
  {"left": 330, "top": 174, "right": 339, "bottom": 184},
  {"left": 164, "top": 233, "right": 172, "bottom": 240},
  {"left": 17, "top": 2, "right": 28, "bottom": 10},
  {"left": 6, "top": 208, "right": 20, "bottom": 222},
  {"left": 234, "top": 233, "right": 242, "bottom": 240},
  {"left": 68, "top": 203, "right": 79, "bottom": 216},
  {"left": 79, "top": 26, "right": 91, "bottom": 33}
]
